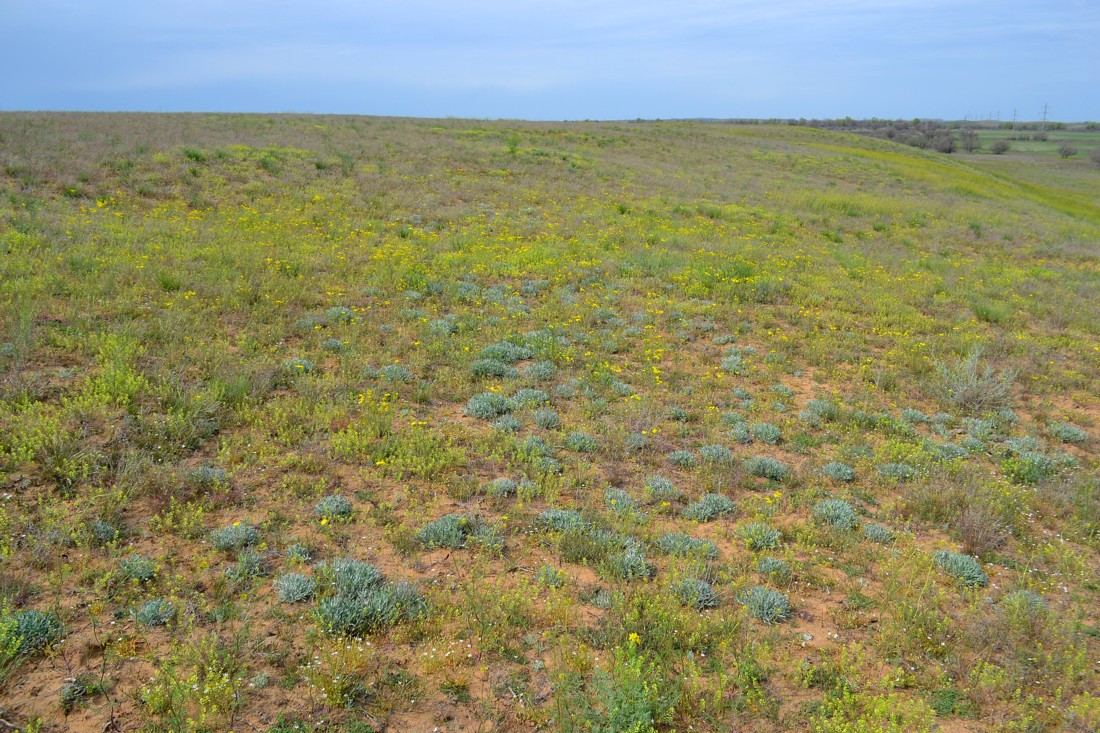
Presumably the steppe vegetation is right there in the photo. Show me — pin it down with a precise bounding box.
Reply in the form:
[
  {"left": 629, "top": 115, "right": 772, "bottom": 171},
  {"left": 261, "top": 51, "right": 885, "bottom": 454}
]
[{"left": 0, "top": 112, "right": 1098, "bottom": 732}]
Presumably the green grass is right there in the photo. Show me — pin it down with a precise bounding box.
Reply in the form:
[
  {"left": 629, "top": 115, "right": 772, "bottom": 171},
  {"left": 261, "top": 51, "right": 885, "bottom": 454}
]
[{"left": 0, "top": 112, "right": 1097, "bottom": 733}]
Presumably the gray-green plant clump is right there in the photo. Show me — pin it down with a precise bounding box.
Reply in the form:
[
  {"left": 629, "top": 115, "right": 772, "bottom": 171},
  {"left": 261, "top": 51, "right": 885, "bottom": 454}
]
[
  {"left": 465, "top": 392, "right": 514, "bottom": 419},
  {"left": 667, "top": 450, "right": 698, "bottom": 468},
  {"left": 683, "top": 493, "right": 736, "bottom": 522},
  {"left": 744, "top": 456, "right": 788, "bottom": 481},
  {"left": 822, "top": 461, "right": 855, "bottom": 482},
  {"left": 644, "top": 475, "right": 683, "bottom": 503},
  {"left": 862, "top": 522, "right": 895, "bottom": 544},
  {"left": 655, "top": 531, "right": 718, "bottom": 559},
  {"left": 8, "top": 610, "right": 64, "bottom": 654},
  {"left": 210, "top": 522, "right": 259, "bottom": 551},
  {"left": 813, "top": 499, "right": 859, "bottom": 530},
  {"left": 738, "top": 586, "right": 792, "bottom": 624},
  {"left": 673, "top": 578, "right": 720, "bottom": 610},
  {"left": 275, "top": 573, "right": 316, "bottom": 603},
  {"left": 934, "top": 550, "right": 988, "bottom": 587},
  {"left": 119, "top": 555, "right": 156, "bottom": 582},
  {"left": 738, "top": 522, "right": 781, "bottom": 550},
  {"left": 314, "top": 494, "right": 353, "bottom": 521},
  {"left": 133, "top": 599, "right": 175, "bottom": 627}
]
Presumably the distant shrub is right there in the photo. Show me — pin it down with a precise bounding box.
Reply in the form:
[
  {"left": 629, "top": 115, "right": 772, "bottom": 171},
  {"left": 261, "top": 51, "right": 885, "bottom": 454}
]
[
  {"left": 512, "top": 388, "right": 549, "bottom": 407},
  {"left": 119, "top": 555, "right": 156, "bottom": 582},
  {"left": 751, "top": 423, "right": 782, "bottom": 445},
  {"left": 536, "top": 565, "right": 567, "bottom": 587},
  {"left": 1002, "top": 451, "right": 1056, "bottom": 485},
  {"left": 566, "top": 431, "right": 599, "bottom": 452},
  {"left": 275, "top": 573, "right": 316, "bottom": 603},
  {"left": 537, "top": 509, "right": 586, "bottom": 532},
  {"left": 210, "top": 522, "right": 259, "bottom": 551},
  {"left": 133, "top": 599, "right": 174, "bottom": 627},
  {"left": 315, "top": 495, "right": 353, "bottom": 521},
  {"left": 862, "top": 522, "right": 895, "bottom": 544},
  {"left": 1049, "top": 422, "right": 1087, "bottom": 444},
  {"left": 933, "top": 351, "right": 1015, "bottom": 414},
  {"left": 738, "top": 586, "right": 792, "bottom": 624},
  {"left": 524, "top": 361, "right": 557, "bottom": 382},
  {"left": 934, "top": 550, "right": 988, "bottom": 587},
  {"left": 285, "top": 543, "right": 312, "bottom": 563},
  {"left": 605, "top": 487, "right": 639, "bottom": 514},
  {"left": 225, "top": 550, "right": 266, "bottom": 583},
  {"left": 991, "top": 140, "right": 1010, "bottom": 154},
  {"left": 813, "top": 499, "right": 859, "bottom": 530},
  {"left": 416, "top": 514, "right": 475, "bottom": 549},
  {"left": 901, "top": 408, "right": 930, "bottom": 424},
  {"left": 532, "top": 407, "right": 560, "bottom": 429},
  {"left": 730, "top": 424, "right": 753, "bottom": 444},
  {"left": 667, "top": 450, "right": 698, "bottom": 468},
  {"left": 492, "top": 415, "right": 521, "bottom": 433},
  {"left": 323, "top": 558, "right": 384, "bottom": 597},
  {"left": 738, "top": 522, "right": 781, "bottom": 550},
  {"left": 465, "top": 392, "right": 514, "bottom": 419},
  {"left": 315, "top": 581, "right": 425, "bottom": 636},
  {"left": 756, "top": 557, "right": 791, "bottom": 581},
  {"left": 1000, "top": 589, "right": 1047, "bottom": 632},
  {"left": 471, "top": 358, "right": 518, "bottom": 379},
  {"left": 804, "top": 399, "right": 841, "bottom": 422},
  {"left": 744, "top": 456, "right": 788, "bottom": 481},
  {"left": 668, "top": 407, "right": 691, "bottom": 422},
  {"left": 484, "top": 478, "right": 518, "bottom": 498},
  {"left": 655, "top": 531, "right": 718, "bottom": 558},
  {"left": 697, "top": 444, "right": 731, "bottom": 465},
  {"left": 877, "top": 463, "right": 917, "bottom": 482},
  {"left": 683, "top": 493, "right": 736, "bottom": 522},
  {"left": 10, "top": 610, "right": 64, "bottom": 654},
  {"left": 673, "top": 578, "right": 720, "bottom": 610},
  {"left": 428, "top": 318, "right": 456, "bottom": 337},
  {"left": 822, "top": 462, "right": 855, "bottom": 482},
  {"left": 321, "top": 338, "right": 349, "bottom": 353},
  {"left": 187, "top": 465, "right": 227, "bottom": 488},
  {"left": 379, "top": 364, "right": 414, "bottom": 382},
  {"left": 283, "top": 358, "right": 315, "bottom": 374},
  {"left": 479, "top": 341, "right": 532, "bottom": 363},
  {"left": 601, "top": 541, "right": 654, "bottom": 581},
  {"left": 772, "top": 384, "right": 794, "bottom": 398},
  {"left": 644, "top": 475, "right": 683, "bottom": 503},
  {"left": 89, "top": 519, "right": 122, "bottom": 545}
]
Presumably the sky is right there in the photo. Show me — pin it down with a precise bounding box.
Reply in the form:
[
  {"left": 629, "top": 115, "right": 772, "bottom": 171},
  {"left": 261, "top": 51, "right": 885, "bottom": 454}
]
[{"left": 2, "top": 0, "right": 1098, "bottom": 121}]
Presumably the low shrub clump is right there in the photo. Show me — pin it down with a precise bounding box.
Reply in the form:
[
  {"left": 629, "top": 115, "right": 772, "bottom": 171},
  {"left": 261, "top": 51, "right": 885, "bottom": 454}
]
[
  {"left": 673, "top": 578, "right": 720, "bottom": 610},
  {"left": 934, "top": 550, "right": 988, "bottom": 587},
  {"left": 682, "top": 493, "right": 736, "bottom": 522},
  {"left": 744, "top": 456, "right": 788, "bottom": 481},
  {"left": 813, "top": 499, "right": 859, "bottom": 530},
  {"left": 738, "top": 586, "right": 792, "bottom": 624}
]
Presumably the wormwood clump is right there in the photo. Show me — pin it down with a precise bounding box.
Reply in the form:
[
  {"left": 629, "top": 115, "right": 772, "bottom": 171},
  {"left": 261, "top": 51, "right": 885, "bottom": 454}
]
[
  {"left": 682, "top": 493, "right": 736, "bottom": 522},
  {"left": 933, "top": 350, "right": 1015, "bottom": 415},
  {"left": 275, "top": 573, "right": 316, "bottom": 603},
  {"left": 933, "top": 550, "right": 988, "bottom": 587},
  {"left": 814, "top": 499, "right": 859, "bottom": 530},
  {"left": 133, "top": 599, "right": 175, "bottom": 627},
  {"left": 315, "top": 581, "right": 425, "bottom": 636},
  {"left": 738, "top": 522, "right": 781, "bottom": 550},
  {"left": 314, "top": 495, "right": 353, "bottom": 521},
  {"left": 744, "top": 456, "right": 788, "bottom": 481},
  {"left": 119, "top": 555, "right": 157, "bottom": 582},
  {"left": 673, "top": 578, "right": 720, "bottom": 610},
  {"left": 655, "top": 531, "right": 718, "bottom": 558},
  {"left": 822, "top": 461, "right": 855, "bottom": 482},
  {"left": 465, "top": 393, "right": 514, "bottom": 419},
  {"left": 737, "top": 586, "right": 792, "bottom": 624},
  {"left": 210, "top": 522, "right": 259, "bottom": 551},
  {"left": 644, "top": 475, "right": 682, "bottom": 503}
]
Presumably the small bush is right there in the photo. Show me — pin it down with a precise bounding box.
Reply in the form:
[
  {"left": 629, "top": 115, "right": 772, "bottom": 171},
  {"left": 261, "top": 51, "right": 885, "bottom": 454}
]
[
  {"left": 673, "top": 578, "right": 720, "bottom": 610},
  {"left": 537, "top": 565, "right": 567, "bottom": 587},
  {"left": 667, "top": 450, "right": 698, "bottom": 468},
  {"left": 284, "top": 357, "right": 315, "bottom": 374},
  {"left": 566, "top": 431, "right": 599, "bottom": 452},
  {"left": 744, "top": 456, "right": 788, "bottom": 481},
  {"left": 751, "top": 423, "right": 782, "bottom": 445},
  {"left": 644, "top": 475, "right": 682, "bottom": 503},
  {"left": 133, "top": 599, "right": 175, "bottom": 627},
  {"left": 416, "top": 514, "right": 475, "bottom": 549},
  {"left": 655, "top": 531, "right": 718, "bottom": 558},
  {"left": 210, "top": 522, "right": 259, "bottom": 551},
  {"left": 379, "top": 364, "right": 414, "bottom": 382},
  {"left": 479, "top": 341, "right": 532, "bottom": 363},
  {"left": 483, "top": 478, "right": 518, "bottom": 498},
  {"left": 321, "top": 338, "right": 349, "bottom": 353},
  {"left": 683, "top": 493, "right": 736, "bottom": 522},
  {"left": 756, "top": 557, "right": 791, "bottom": 581},
  {"left": 537, "top": 508, "right": 586, "bottom": 532},
  {"left": 738, "top": 586, "right": 792, "bottom": 624},
  {"left": 933, "top": 351, "right": 1015, "bottom": 414},
  {"left": 325, "top": 558, "right": 384, "bottom": 597},
  {"left": 605, "top": 487, "right": 639, "bottom": 514},
  {"left": 991, "top": 140, "right": 1010, "bottom": 154},
  {"left": 533, "top": 408, "right": 561, "bottom": 429},
  {"left": 511, "top": 388, "right": 550, "bottom": 407},
  {"left": 1049, "top": 422, "right": 1087, "bottom": 444},
  {"left": 877, "top": 463, "right": 916, "bottom": 482},
  {"left": 285, "top": 543, "right": 312, "bottom": 563},
  {"left": 187, "top": 465, "right": 228, "bottom": 488},
  {"left": 525, "top": 361, "right": 557, "bottom": 382},
  {"left": 1002, "top": 451, "right": 1055, "bottom": 485},
  {"left": 119, "top": 555, "right": 156, "bottom": 582},
  {"left": 315, "top": 581, "right": 425, "bottom": 636},
  {"left": 315, "top": 495, "right": 353, "bottom": 521},
  {"left": 471, "top": 359, "right": 518, "bottom": 379},
  {"left": 862, "top": 522, "right": 895, "bottom": 544},
  {"left": 813, "top": 499, "right": 859, "bottom": 530},
  {"left": 602, "top": 544, "right": 653, "bottom": 581},
  {"left": 933, "top": 550, "right": 988, "bottom": 587},
  {"left": 491, "top": 415, "right": 522, "bottom": 433},
  {"left": 225, "top": 550, "right": 267, "bottom": 583},
  {"left": 822, "top": 462, "right": 855, "bottom": 482},
  {"left": 465, "top": 393, "right": 514, "bottom": 419},
  {"left": 699, "top": 444, "right": 733, "bottom": 464},
  {"left": 275, "top": 573, "right": 316, "bottom": 603},
  {"left": 804, "top": 399, "right": 841, "bottom": 422},
  {"left": 738, "top": 522, "right": 781, "bottom": 550}
]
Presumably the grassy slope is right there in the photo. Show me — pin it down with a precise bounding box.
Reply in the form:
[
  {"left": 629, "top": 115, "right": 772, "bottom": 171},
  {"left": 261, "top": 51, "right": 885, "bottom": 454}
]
[{"left": 0, "top": 113, "right": 1098, "bottom": 733}]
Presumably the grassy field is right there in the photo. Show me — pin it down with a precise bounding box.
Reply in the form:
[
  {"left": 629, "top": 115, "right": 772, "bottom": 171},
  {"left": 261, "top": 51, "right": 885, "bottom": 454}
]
[{"left": 0, "top": 113, "right": 1098, "bottom": 733}]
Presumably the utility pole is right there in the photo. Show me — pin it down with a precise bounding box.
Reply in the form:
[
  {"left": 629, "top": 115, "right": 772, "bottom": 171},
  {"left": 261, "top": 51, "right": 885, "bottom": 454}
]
[
  {"left": 1041, "top": 104, "right": 1048, "bottom": 133},
  {"left": 1012, "top": 109, "right": 1017, "bottom": 129}
]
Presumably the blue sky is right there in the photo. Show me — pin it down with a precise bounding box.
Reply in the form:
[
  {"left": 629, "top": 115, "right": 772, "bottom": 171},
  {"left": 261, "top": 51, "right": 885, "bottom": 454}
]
[{"left": 2, "top": 0, "right": 1097, "bottom": 120}]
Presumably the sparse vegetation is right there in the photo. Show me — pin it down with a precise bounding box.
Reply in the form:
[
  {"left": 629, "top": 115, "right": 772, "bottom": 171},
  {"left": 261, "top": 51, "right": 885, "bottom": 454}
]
[{"left": 0, "top": 113, "right": 1096, "bottom": 732}]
